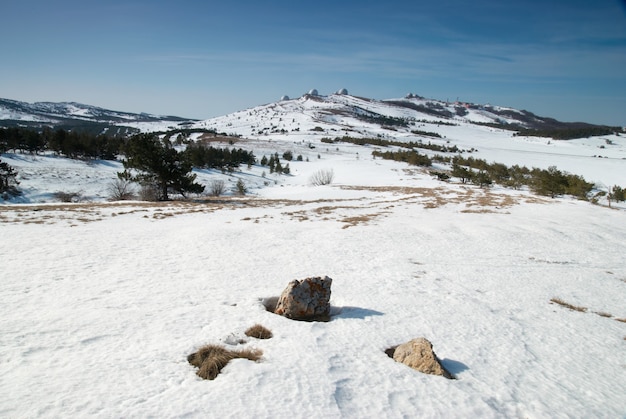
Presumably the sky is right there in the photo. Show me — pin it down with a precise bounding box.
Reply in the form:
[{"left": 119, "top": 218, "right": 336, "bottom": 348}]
[{"left": 1, "top": 0, "right": 625, "bottom": 125}]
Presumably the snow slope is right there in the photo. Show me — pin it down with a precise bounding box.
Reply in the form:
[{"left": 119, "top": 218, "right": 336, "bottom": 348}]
[{"left": 1, "top": 176, "right": 625, "bottom": 418}]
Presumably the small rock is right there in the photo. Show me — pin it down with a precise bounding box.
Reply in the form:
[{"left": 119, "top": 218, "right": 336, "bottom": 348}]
[
  {"left": 392, "top": 338, "right": 453, "bottom": 379},
  {"left": 274, "top": 276, "right": 332, "bottom": 321}
]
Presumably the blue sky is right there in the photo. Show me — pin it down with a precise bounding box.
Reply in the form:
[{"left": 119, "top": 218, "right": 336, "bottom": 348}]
[{"left": 1, "top": 0, "right": 625, "bottom": 125}]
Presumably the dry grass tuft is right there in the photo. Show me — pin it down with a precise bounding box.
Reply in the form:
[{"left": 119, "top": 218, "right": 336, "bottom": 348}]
[
  {"left": 187, "top": 344, "right": 263, "bottom": 380},
  {"left": 197, "top": 352, "right": 232, "bottom": 380},
  {"left": 550, "top": 297, "right": 587, "bottom": 312},
  {"left": 187, "top": 344, "right": 228, "bottom": 368},
  {"left": 244, "top": 324, "right": 273, "bottom": 339}
]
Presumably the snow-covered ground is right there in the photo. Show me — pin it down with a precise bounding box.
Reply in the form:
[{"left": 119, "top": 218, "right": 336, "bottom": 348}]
[
  {"left": 1, "top": 95, "right": 626, "bottom": 417},
  {"left": 1, "top": 169, "right": 625, "bottom": 417}
]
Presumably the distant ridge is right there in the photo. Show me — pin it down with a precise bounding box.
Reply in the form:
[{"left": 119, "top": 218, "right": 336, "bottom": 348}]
[
  {"left": 1, "top": 94, "right": 620, "bottom": 139},
  {"left": 190, "top": 92, "right": 621, "bottom": 141},
  {"left": 0, "top": 98, "right": 196, "bottom": 135}
]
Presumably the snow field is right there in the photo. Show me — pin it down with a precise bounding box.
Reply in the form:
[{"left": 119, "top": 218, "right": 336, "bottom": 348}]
[{"left": 1, "top": 182, "right": 625, "bottom": 417}]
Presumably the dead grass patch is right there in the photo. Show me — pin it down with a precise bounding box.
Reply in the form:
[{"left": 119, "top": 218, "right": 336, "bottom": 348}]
[
  {"left": 187, "top": 344, "right": 262, "bottom": 380},
  {"left": 22, "top": 219, "right": 46, "bottom": 225},
  {"left": 244, "top": 324, "right": 273, "bottom": 339},
  {"left": 524, "top": 196, "right": 551, "bottom": 205},
  {"left": 152, "top": 212, "right": 174, "bottom": 219},
  {"left": 460, "top": 208, "right": 501, "bottom": 214},
  {"left": 314, "top": 205, "right": 357, "bottom": 215},
  {"left": 283, "top": 210, "right": 310, "bottom": 222},
  {"left": 75, "top": 216, "right": 100, "bottom": 223},
  {"left": 341, "top": 213, "right": 383, "bottom": 228},
  {"left": 550, "top": 297, "right": 587, "bottom": 312}
]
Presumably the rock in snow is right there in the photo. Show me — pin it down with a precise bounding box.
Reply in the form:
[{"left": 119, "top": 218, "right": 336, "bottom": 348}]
[
  {"left": 274, "top": 276, "right": 332, "bottom": 321},
  {"left": 392, "top": 337, "right": 454, "bottom": 379}
]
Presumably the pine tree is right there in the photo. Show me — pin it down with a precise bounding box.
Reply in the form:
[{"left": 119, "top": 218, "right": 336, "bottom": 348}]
[
  {"left": 0, "top": 158, "right": 20, "bottom": 198},
  {"left": 119, "top": 134, "right": 204, "bottom": 201},
  {"left": 274, "top": 158, "right": 283, "bottom": 174},
  {"left": 268, "top": 155, "right": 275, "bottom": 174},
  {"left": 473, "top": 170, "right": 492, "bottom": 188},
  {"left": 451, "top": 162, "right": 472, "bottom": 184},
  {"left": 532, "top": 166, "right": 567, "bottom": 198}
]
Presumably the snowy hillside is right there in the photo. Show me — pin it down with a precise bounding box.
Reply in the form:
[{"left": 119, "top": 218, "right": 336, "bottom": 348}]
[{"left": 192, "top": 93, "right": 626, "bottom": 187}]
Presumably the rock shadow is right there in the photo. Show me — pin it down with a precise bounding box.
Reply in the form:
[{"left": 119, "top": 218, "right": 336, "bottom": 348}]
[
  {"left": 260, "top": 297, "right": 382, "bottom": 322},
  {"left": 331, "top": 306, "right": 384, "bottom": 320},
  {"left": 439, "top": 358, "right": 469, "bottom": 376}
]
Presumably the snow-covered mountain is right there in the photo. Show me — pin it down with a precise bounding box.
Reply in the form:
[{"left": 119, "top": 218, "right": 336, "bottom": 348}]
[
  {"left": 2, "top": 93, "right": 619, "bottom": 137},
  {"left": 191, "top": 92, "right": 617, "bottom": 138},
  {"left": 0, "top": 98, "right": 195, "bottom": 133}
]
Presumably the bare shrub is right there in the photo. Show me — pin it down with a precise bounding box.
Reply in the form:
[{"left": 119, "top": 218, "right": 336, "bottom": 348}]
[
  {"left": 209, "top": 179, "right": 226, "bottom": 197},
  {"left": 244, "top": 324, "right": 273, "bottom": 339},
  {"left": 310, "top": 168, "right": 334, "bottom": 186},
  {"left": 107, "top": 178, "right": 136, "bottom": 201},
  {"left": 54, "top": 191, "right": 83, "bottom": 203},
  {"left": 187, "top": 344, "right": 262, "bottom": 380},
  {"left": 550, "top": 297, "right": 587, "bottom": 312},
  {"left": 139, "top": 182, "right": 160, "bottom": 202}
]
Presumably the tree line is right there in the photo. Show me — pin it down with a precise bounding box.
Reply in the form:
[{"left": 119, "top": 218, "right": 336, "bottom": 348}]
[
  {"left": 514, "top": 126, "right": 619, "bottom": 140},
  {"left": 448, "top": 156, "right": 595, "bottom": 199},
  {"left": 321, "top": 136, "right": 462, "bottom": 153},
  {"left": 371, "top": 149, "right": 621, "bottom": 201},
  {"left": 0, "top": 127, "right": 123, "bottom": 159}
]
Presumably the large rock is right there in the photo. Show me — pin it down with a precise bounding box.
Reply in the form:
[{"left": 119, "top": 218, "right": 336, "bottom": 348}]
[
  {"left": 274, "top": 276, "right": 332, "bottom": 321},
  {"left": 392, "top": 338, "right": 453, "bottom": 379}
]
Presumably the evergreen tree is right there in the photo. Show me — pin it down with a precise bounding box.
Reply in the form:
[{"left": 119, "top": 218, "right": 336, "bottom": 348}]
[
  {"left": 235, "top": 178, "right": 247, "bottom": 195},
  {"left": 473, "top": 170, "right": 492, "bottom": 188},
  {"left": 274, "top": 158, "right": 283, "bottom": 174},
  {"left": 451, "top": 161, "right": 472, "bottom": 184},
  {"left": 268, "top": 155, "right": 275, "bottom": 174},
  {"left": 609, "top": 185, "right": 625, "bottom": 202},
  {"left": 564, "top": 174, "right": 593, "bottom": 200},
  {"left": 119, "top": 134, "right": 204, "bottom": 201},
  {"left": 0, "top": 158, "right": 20, "bottom": 198},
  {"left": 532, "top": 166, "right": 567, "bottom": 198}
]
